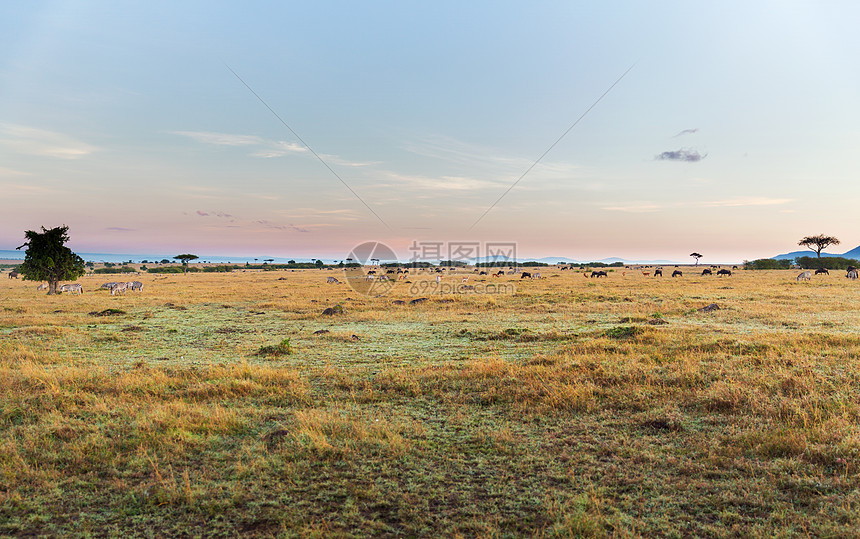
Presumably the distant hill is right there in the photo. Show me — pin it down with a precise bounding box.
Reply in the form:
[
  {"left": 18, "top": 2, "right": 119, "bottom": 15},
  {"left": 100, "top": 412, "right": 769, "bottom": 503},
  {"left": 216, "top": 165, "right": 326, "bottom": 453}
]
[{"left": 772, "top": 245, "right": 860, "bottom": 260}]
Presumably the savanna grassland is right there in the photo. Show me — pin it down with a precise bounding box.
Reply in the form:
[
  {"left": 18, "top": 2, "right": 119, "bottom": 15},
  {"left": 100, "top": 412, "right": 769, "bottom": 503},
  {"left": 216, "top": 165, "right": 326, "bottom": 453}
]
[{"left": 2, "top": 266, "right": 860, "bottom": 537}]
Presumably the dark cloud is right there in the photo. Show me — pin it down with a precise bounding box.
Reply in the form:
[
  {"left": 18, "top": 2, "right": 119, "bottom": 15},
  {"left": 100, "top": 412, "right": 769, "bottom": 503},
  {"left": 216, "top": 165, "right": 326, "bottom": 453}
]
[
  {"left": 673, "top": 128, "right": 698, "bottom": 137},
  {"left": 656, "top": 149, "right": 706, "bottom": 162}
]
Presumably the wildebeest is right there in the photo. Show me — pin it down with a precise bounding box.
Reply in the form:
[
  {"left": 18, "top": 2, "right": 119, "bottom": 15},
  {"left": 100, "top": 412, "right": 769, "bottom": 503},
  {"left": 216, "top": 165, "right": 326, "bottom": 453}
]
[
  {"left": 8, "top": 271, "right": 18, "bottom": 279},
  {"left": 479, "top": 271, "right": 488, "bottom": 275},
  {"left": 60, "top": 283, "right": 83, "bottom": 294},
  {"left": 814, "top": 268, "right": 829, "bottom": 275},
  {"left": 590, "top": 270, "right": 608, "bottom": 278},
  {"left": 654, "top": 269, "right": 663, "bottom": 277},
  {"left": 797, "top": 271, "right": 812, "bottom": 282},
  {"left": 520, "top": 272, "right": 532, "bottom": 279},
  {"left": 717, "top": 269, "right": 732, "bottom": 276},
  {"left": 672, "top": 270, "right": 682, "bottom": 277},
  {"left": 701, "top": 269, "right": 712, "bottom": 276}
]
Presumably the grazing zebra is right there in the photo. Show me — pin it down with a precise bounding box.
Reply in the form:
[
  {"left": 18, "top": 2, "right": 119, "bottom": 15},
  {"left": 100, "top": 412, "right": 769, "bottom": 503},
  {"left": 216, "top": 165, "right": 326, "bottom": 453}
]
[
  {"left": 326, "top": 276, "right": 340, "bottom": 284},
  {"left": 533, "top": 272, "right": 541, "bottom": 279},
  {"left": 847, "top": 270, "right": 858, "bottom": 280},
  {"left": 110, "top": 282, "right": 128, "bottom": 295},
  {"left": 37, "top": 283, "right": 48, "bottom": 291},
  {"left": 100, "top": 282, "right": 118, "bottom": 290},
  {"left": 797, "top": 271, "right": 812, "bottom": 282},
  {"left": 60, "top": 283, "right": 83, "bottom": 294},
  {"left": 128, "top": 281, "right": 143, "bottom": 292}
]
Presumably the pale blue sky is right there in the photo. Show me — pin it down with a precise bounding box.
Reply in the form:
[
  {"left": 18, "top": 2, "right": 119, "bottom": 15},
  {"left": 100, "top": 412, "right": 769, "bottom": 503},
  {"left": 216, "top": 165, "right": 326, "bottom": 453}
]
[{"left": 2, "top": 1, "right": 858, "bottom": 263}]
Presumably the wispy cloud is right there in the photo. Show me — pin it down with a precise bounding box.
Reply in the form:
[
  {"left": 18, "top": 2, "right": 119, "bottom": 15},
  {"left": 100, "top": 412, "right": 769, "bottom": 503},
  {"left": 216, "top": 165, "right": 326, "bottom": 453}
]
[
  {"left": 0, "top": 124, "right": 97, "bottom": 159},
  {"left": 251, "top": 140, "right": 308, "bottom": 158},
  {"left": 172, "top": 131, "right": 263, "bottom": 146},
  {"left": 602, "top": 197, "right": 793, "bottom": 213},
  {"left": 106, "top": 227, "right": 135, "bottom": 232},
  {"left": 655, "top": 148, "right": 706, "bottom": 162},
  {"left": 602, "top": 202, "right": 663, "bottom": 213},
  {"left": 673, "top": 128, "right": 698, "bottom": 137},
  {"left": 702, "top": 197, "right": 793, "bottom": 207}
]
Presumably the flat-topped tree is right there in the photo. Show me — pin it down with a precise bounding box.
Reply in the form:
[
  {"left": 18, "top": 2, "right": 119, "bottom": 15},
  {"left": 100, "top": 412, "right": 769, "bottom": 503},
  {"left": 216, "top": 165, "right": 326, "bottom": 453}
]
[
  {"left": 174, "top": 253, "right": 198, "bottom": 273},
  {"left": 798, "top": 235, "right": 840, "bottom": 258},
  {"left": 17, "top": 225, "right": 85, "bottom": 294},
  {"left": 690, "top": 252, "right": 702, "bottom": 266}
]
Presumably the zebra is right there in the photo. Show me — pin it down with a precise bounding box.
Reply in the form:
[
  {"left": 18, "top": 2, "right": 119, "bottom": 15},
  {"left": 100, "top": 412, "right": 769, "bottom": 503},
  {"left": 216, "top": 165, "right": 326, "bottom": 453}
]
[
  {"left": 128, "top": 281, "right": 143, "bottom": 292},
  {"left": 326, "top": 276, "right": 340, "bottom": 284},
  {"left": 533, "top": 272, "right": 541, "bottom": 279},
  {"left": 847, "top": 270, "right": 858, "bottom": 280},
  {"left": 100, "top": 282, "right": 119, "bottom": 290},
  {"left": 59, "top": 283, "right": 83, "bottom": 294},
  {"left": 796, "top": 271, "right": 812, "bottom": 282},
  {"left": 110, "top": 282, "right": 128, "bottom": 295},
  {"left": 37, "top": 283, "right": 48, "bottom": 291}
]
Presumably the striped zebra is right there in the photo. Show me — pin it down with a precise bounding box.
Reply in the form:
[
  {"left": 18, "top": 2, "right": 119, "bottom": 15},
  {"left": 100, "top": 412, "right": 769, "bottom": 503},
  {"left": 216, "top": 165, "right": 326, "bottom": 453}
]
[
  {"left": 37, "top": 283, "right": 48, "bottom": 291},
  {"left": 60, "top": 283, "right": 83, "bottom": 294},
  {"left": 100, "top": 282, "right": 119, "bottom": 290},
  {"left": 848, "top": 270, "right": 858, "bottom": 280},
  {"left": 110, "top": 282, "right": 128, "bottom": 295},
  {"left": 796, "top": 271, "right": 812, "bottom": 282},
  {"left": 327, "top": 276, "right": 340, "bottom": 284},
  {"left": 128, "top": 281, "right": 143, "bottom": 292}
]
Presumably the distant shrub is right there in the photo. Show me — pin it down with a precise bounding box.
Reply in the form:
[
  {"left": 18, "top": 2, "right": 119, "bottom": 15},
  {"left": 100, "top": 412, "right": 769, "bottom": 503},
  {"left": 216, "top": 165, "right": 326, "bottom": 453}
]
[
  {"left": 744, "top": 258, "right": 792, "bottom": 270},
  {"left": 147, "top": 266, "right": 197, "bottom": 273},
  {"left": 202, "top": 265, "right": 239, "bottom": 273},
  {"left": 795, "top": 256, "right": 860, "bottom": 270},
  {"left": 94, "top": 267, "right": 137, "bottom": 274}
]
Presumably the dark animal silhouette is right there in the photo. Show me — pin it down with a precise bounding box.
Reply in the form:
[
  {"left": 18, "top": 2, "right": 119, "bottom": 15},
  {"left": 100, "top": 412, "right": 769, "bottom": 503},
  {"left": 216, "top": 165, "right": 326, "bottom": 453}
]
[
  {"left": 814, "top": 268, "right": 829, "bottom": 275},
  {"left": 8, "top": 271, "right": 18, "bottom": 279},
  {"left": 590, "top": 270, "right": 608, "bottom": 278},
  {"left": 701, "top": 269, "right": 712, "bottom": 276},
  {"left": 717, "top": 269, "right": 732, "bottom": 276},
  {"left": 672, "top": 270, "right": 682, "bottom": 277},
  {"left": 520, "top": 272, "right": 532, "bottom": 279},
  {"left": 654, "top": 269, "right": 663, "bottom": 277}
]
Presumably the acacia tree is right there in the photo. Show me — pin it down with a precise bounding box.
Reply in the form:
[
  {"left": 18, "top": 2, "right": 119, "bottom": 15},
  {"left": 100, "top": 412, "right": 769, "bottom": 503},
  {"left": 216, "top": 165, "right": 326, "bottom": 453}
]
[
  {"left": 690, "top": 252, "right": 703, "bottom": 266},
  {"left": 798, "top": 235, "right": 840, "bottom": 258},
  {"left": 174, "top": 253, "right": 199, "bottom": 273},
  {"left": 16, "top": 225, "right": 85, "bottom": 294}
]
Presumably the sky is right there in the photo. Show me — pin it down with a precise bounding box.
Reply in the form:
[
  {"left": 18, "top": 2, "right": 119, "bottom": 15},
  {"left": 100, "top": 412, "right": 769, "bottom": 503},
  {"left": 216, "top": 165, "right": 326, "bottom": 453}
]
[{"left": 2, "top": 1, "right": 859, "bottom": 264}]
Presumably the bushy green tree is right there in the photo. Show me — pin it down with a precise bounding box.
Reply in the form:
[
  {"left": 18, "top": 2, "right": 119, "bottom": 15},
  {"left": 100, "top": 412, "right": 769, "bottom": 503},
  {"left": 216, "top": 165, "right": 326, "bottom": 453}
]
[
  {"left": 798, "top": 235, "right": 840, "bottom": 258},
  {"left": 16, "top": 225, "right": 85, "bottom": 294},
  {"left": 174, "top": 253, "right": 199, "bottom": 273}
]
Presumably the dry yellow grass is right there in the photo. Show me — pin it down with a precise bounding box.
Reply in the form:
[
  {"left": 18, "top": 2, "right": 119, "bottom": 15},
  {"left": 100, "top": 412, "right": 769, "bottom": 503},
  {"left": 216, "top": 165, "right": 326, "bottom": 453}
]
[{"left": 1, "top": 267, "right": 860, "bottom": 536}]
